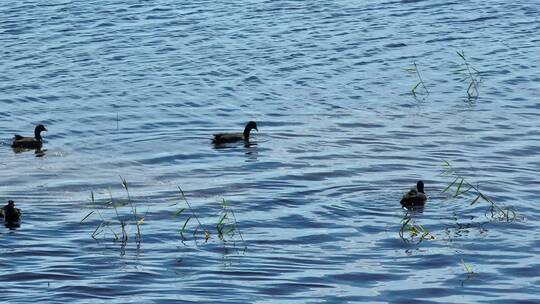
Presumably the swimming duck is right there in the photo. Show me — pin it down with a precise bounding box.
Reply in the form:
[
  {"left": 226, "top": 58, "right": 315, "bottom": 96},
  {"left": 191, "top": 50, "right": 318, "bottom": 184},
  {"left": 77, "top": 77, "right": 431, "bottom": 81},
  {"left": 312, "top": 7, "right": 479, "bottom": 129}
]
[
  {"left": 1, "top": 200, "right": 21, "bottom": 224},
  {"left": 212, "top": 121, "right": 258, "bottom": 144},
  {"left": 11, "top": 124, "right": 48, "bottom": 149},
  {"left": 400, "top": 180, "right": 427, "bottom": 208}
]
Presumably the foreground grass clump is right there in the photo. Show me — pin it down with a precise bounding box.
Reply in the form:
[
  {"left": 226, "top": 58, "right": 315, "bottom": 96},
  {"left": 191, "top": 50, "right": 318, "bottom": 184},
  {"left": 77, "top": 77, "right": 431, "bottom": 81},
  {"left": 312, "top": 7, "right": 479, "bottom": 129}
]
[
  {"left": 175, "top": 187, "right": 246, "bottom": 251},
  {"left": 80, "top": 176, "right": 145, "bottom": 244}
]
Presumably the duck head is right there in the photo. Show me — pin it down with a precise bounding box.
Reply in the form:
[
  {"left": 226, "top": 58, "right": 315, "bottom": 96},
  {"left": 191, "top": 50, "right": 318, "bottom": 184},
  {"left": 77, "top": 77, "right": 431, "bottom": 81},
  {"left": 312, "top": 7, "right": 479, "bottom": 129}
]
[
  {"left": 416, "top": 180, "right": 425, "bottom": 193},
  {"left": 243, "top": 121, "right": 258, "bottom": 139},
  {"left": 34, "top": 124, "right": 48, "bottom": 140}
]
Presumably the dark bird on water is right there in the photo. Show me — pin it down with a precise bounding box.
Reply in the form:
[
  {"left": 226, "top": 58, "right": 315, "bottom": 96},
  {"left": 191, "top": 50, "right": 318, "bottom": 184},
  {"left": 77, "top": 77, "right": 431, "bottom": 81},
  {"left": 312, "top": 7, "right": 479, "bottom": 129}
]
[
  {"left": 11, "top": 124, "right": 48, "bottom": 149},
  {"left": 212, "top": 121, "right": 258, "bottom": 144},
  {"left": 1, "top": 200, "right": 21, "bottom": 224},
  {"left": 400, "top": 180, "right": 427, "bottom": 208}
]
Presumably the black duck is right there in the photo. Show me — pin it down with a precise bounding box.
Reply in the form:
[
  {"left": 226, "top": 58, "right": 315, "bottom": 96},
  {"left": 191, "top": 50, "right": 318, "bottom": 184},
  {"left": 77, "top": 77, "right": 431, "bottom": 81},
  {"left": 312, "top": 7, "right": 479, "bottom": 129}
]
[
  {"left": 11, "top": 124, "right": 48, "bottom": 149},
  {"left": 1, "top": 200, "right": 21, "bottom": 224},
  {"left": 212, "top": 121, "right": 258, "bottom": 144},
  {"left": 400, "top": 180, "right": 427, "bottom": 208}
]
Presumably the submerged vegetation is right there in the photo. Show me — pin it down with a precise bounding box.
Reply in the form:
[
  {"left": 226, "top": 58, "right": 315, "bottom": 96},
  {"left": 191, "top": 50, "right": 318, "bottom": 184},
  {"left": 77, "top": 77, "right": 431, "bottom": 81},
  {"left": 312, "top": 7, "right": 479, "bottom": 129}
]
[
  {"left": 400, "top": 160, "right": 522, "bottom": 243},
  {"left": 176, "top": 187, "right": 246, "bottom": 251},
  {"left": 455, "top": 50, "right": 481, "bottom": 100},
  {"left": 399, "top": 160, "right": 523, "bottom": 278},
  {"left": 403, "top": 61, "right": 429, "bottom": 99},
  {"left": 440, "top": 160, "right": 521, "bottom": 221},
  {"left": 404, "top": 49, "right": 482, "bottom": 101},
  {"left": 410, "top": 62, "right": 430, "bottom": 98},
  {"left": 398, "top": 51, "right": 511, "bottom": 250},
  {"left": 461, "top": 259, "right": 475, "bottom": 276},
  {"left": 80, "top": 178, "right": 246, "bottom": 252},
  {"left": 176, "top": 186, "right": 210, "bottom": 242},
  {"left": 399, "top": 215, "right": 435, "bottom": 244},
  {"left": 80, "top": 177, "right": 145, "bottom": 245}
]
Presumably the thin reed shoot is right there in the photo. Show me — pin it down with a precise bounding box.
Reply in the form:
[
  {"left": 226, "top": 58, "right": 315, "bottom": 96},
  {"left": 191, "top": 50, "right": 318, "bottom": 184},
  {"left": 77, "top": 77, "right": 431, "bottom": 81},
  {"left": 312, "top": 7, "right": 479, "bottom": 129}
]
[
  {"left": 80, "top": 177, "right": 144, "bottom": 244},
  {"left": 461, "top": 259, "right": 475, "bottom": 276},
  {"left": 404, "top": 61, "right": 430, "bottom": 99},
  {"left": 441, "top": 160, "right": 522, "bottom": 221},
  {"left": 175, "top": 187, "right": 246, "bottom": 251},
  {"left": 455, "top": 50, "right": 481, "bottom": 100},
  {"left": 176, "top": 186, "right": 210, "bottom": 242}
]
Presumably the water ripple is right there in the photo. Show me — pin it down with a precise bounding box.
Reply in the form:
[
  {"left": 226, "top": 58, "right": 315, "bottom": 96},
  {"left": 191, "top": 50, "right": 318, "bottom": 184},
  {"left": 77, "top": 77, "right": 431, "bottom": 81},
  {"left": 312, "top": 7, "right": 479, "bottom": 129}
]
[{"left": 1, "top": 0, "right": 539, "bottom": 303}]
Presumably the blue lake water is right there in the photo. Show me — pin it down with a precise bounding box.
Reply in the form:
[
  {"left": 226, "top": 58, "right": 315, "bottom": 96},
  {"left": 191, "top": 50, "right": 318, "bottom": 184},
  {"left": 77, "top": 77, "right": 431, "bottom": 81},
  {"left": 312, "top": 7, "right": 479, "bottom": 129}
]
[{"left": 1, "top": 1, "right": 540, "bottom": 303}]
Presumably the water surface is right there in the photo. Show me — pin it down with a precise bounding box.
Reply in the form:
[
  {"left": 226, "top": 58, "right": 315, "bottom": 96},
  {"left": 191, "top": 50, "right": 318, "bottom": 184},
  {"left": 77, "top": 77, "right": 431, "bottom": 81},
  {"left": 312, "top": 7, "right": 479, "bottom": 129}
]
[{"left": 1, "top": 1, "right": 539, "bottom": 303}]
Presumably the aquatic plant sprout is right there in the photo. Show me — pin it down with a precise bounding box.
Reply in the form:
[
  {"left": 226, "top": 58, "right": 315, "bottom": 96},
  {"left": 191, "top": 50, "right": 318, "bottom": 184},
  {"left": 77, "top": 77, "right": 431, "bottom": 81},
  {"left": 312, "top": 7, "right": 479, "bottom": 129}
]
[
  {"left": 461, "top": 259, "right": 475, "bottom": 276},
  {"left": 455, "top": 50, "right": 481, "bottom": 100},
  {"left": 120, "top": 176, "right": 141, "bottom": 241},
  {"left": 441, "top": 160, "right": 521, "bottom": 221},
  {"left": 399, "top": 214, "right": 435, "bottom": 244},
  {"left": 176, "top": 186, "right": 210, "bottom": 242},
  {"left": 216, "top": 198, "right": 246, "bottom": 250},
  {"left": 80, "top": 177, "right": 146, "bottom": 245},
  {"left": 80, "top": 180, "right": 246, "bottom": 252},
  {"left": 403, "top": 51, "right": 480, "bottom": 101},
  {"left": 176, "top": 187, "right": 246, "bottom": 251},
  {"left": 403, "top": 61, "right": 429, "bottom": 99}
]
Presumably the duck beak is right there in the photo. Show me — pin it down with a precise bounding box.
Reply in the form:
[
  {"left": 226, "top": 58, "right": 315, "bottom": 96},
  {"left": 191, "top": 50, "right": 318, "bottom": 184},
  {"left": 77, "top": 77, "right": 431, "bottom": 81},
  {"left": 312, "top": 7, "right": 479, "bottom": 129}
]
[
  {"left": 255, "top": 127, "right": 258, "bottom": 132},
  {"left": 44, "top": 128, "right": 48, "bottom": 132}
]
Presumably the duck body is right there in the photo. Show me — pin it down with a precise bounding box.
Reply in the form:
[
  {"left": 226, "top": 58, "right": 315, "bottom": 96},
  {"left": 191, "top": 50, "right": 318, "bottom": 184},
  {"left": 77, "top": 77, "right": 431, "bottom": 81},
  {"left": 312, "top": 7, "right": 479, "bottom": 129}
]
[
  {"left": 11, "top": 124, "right": 47, "bottom": 149},
  {"left": 11, "top": 135, "right": 42, "bottom": 149},
  {"left": 400, "top": 180, "right": 427, "bottom": 208},
  {"left": 1, "top": 200, "right": 21, "bottom": 225},
  {"left": 212, "top": 121, "right": 258, "bottom": 144},
  {"left": 212, "top": 132, "right": 245, "bottom": 143}
]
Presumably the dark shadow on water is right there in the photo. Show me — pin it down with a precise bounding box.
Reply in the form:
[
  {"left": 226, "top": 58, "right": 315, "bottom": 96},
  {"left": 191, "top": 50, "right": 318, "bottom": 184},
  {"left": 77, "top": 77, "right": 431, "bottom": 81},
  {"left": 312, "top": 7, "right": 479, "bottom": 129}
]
[
  {"left": 4, "top": 221, "right": 21, "bottom": 230},
  {"left": 11, "top": 147, "right": 47, "bottom": 157},
  {"left": 212, "top": 141, "right": 257, "bottom": 149},
  {"left": 212, "top": 140, "right": 260, "bottom": 161},
  {"left": 35, "top": 149, "right": 47, "bottom": 157},
  {"left": 244, "top": 142, "right": 259, "bottom": 161}
]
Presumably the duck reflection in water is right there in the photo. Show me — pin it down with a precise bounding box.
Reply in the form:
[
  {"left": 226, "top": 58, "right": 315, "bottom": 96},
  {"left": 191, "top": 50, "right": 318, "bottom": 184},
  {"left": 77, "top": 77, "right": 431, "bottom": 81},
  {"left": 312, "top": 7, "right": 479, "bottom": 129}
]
[
  {"left": 12, "top": 147, "right": 47, "bottom": 157},
  {"left": 1, "top": 200, "right": 21, "bottom": 229},
  {"left": 244, "top": 143, "right": 259, "bottom": 162}
]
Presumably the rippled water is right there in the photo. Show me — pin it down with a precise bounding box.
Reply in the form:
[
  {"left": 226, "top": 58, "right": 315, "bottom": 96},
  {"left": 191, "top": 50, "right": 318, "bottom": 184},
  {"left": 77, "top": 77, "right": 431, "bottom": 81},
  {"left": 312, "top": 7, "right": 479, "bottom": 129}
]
[{"left": 1, "top": 1, "right": 540, "bottom": 303}]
